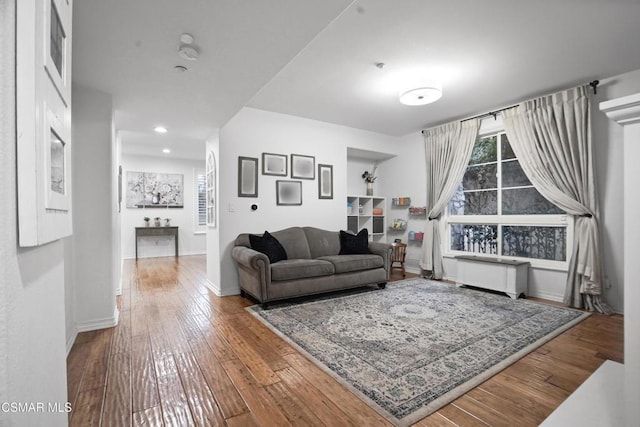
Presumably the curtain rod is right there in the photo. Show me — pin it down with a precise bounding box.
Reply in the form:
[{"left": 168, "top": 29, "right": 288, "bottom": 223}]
[{"left": 421, "top": 80, "right": 600, "bottom": 134}]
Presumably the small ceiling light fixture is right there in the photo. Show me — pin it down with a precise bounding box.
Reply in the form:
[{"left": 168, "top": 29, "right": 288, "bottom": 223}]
[
  {"left": 399, "top": 83, "right": 442, "bottom": 106},
  {"left": 154, "top": 126, "right": 168, "bottom": 133},
  {"left": 177, "top": 33, "right": 200, "bottom": 61},
  {"left": 162, "top": 148, "right": 171, "bottom": 154}
]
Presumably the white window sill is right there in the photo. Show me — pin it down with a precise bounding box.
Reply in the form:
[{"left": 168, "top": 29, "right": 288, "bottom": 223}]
[{"left": 443, "top": 253, "right": 569, "bottom": 273}]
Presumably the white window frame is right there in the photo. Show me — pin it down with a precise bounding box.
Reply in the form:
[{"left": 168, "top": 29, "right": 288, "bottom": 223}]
[
  {"left": 443, "top": 118, "right": 573, "bottom": 271},
  {"left": 194, "top": 168, "right": 206, "bottom": 234}
]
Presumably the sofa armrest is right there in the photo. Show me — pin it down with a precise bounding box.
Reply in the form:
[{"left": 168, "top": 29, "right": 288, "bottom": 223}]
[
  {"left": 368, "top": 242, "right": 393, "bottom": 281},
  {"left": 231, "top": 246, "right": 271, "bottom": 301}
]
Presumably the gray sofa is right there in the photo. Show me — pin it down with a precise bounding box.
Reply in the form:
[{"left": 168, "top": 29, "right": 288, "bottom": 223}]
[{"left": 231, "top": 226, "right": 392, "bottom": 306}]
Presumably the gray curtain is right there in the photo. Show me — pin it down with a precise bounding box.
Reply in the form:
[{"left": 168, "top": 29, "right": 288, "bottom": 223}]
[
  {"left": 420, "top": 119, "right": 479, "bottom": 279},
  {"left": 502, "top": 86, "right": 607, "bottom": 312}
]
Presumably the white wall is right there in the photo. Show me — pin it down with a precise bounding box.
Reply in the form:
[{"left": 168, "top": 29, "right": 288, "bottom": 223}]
[
  {"left": 217, "top": 107, "right": 397, "bottom": 295},
  {"left": 347, "top": 157, "right": 378, "bottom": 196},
  {"left": 120, "top": 154, "right": 206, "bottom": 259},
  {"left": 71, "top": 84, "right": 119, "bottom": 332},
  {"left": 1, "top": 1, "right": 68, "bottom": 424},
  {"left": 591, "top": 68, "right": 640, "bottom": 313},
  {"left": 113, "top": 123, "right": 122, "bottom": 294}
]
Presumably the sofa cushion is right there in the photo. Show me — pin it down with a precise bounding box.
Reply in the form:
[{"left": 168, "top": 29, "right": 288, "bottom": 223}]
[
  {"left": 339, "top": 229, "right": 371, "bottom": 255},
  {"left": 304, "top": 227, "right": 341, "bottom": 258},
  {"left": 271, "top": 259, "right": 335, "bottom": 281},
  {"left": 318, "top": 254, "right": 383, "bottom": 274},
  {"left": 249, "top": 231, "right": 287, "bottom": 263},
  {"left": 271, "top": 227, "right": 312, "bottom": 260}
]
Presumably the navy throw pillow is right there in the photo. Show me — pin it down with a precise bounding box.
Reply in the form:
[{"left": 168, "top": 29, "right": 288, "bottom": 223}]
[
  {"left": 339, "top": 229, "right": 371, "bottom": 255},
  {"left": 249, "top": 231, "right": 288, "bottom": 263}
]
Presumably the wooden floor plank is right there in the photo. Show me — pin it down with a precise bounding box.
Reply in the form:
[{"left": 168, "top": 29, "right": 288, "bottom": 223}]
[
  {"left": 174, "top": 350, "right": 226, "bottom": 426},
  {"left": 412, "top": 412, "right": 457, "bottom": 426},
  {"left": 282, "top": 352, "right": 393, "bottom": 426},
  {"left": 436, "top": 404, "right": 491, "bottom": 427},
  {"left": 225, "top": 412, "right": 260, "bottom": 427},
  {"left": 70, "top": 387, "right": 105, "bottom": 427},
  {"left": 154, "top": 353, "right": 195, "bottom": 427},
  {"left": 222, "top": 358, "right": 293, "bottom": 427},
  {"left": 189, "top": 338, "right": 249, "bottom": 419},
  {"left": 101, "top": 352, "right": 132, "bottom": 427},
  {"left": 66, "top": 255, "right": 624, "bottom": 427},
  {"left": 132, "top": 405, "right": 164, "bottom": 427},
  {"left": 131, "top": 336, "right": 161, "bottom": 413},
  {"left": 276, "top": 367, "right": 354, "bottom": 426}
]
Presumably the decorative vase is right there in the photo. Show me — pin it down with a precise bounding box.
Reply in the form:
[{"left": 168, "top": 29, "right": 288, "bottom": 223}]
[{"left": 366, "top": 182, "right": 374, "bottom": 196}]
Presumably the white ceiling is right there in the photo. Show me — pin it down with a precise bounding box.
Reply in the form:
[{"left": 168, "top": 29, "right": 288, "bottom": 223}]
[
  {"left": 73, "top": 0, "right": 640, "bottom": 154},
  {"left": 72, "top": 0, "right": 354, "bottom": 157}
]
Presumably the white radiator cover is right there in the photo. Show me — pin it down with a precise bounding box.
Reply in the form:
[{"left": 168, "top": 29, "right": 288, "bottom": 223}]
[{"left": 455, "top": 255, "right": 529, "bottom": 299}]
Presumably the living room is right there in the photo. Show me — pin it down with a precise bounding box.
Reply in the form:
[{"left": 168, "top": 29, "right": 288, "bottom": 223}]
[{"left": 3, "top": 0, "right": 640, "bottom": 426}]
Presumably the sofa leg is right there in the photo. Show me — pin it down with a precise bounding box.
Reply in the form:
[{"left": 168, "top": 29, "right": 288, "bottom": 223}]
[
  {"left": 261, "top": 302, "right": 269, "bottom": 310},
  {"left": 378, "top": 282, "right": 387, "bottom": 289},
  {"left": 240, "top": 290, "right": 246, "bottom": 298}
]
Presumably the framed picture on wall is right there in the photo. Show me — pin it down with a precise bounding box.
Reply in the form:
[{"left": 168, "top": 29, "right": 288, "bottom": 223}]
[
  {"left": 126, "top": 171, "right": 184, "bottom": 208},
  {"left": 318, "top": 164, "right": 333, "bottom": 199},
  {"left": 276, "top": 180, "right": 302, "bottom": 206},
  {"left": 262, "top": 153, "right": 287, "bottom": 176},
  {"left": 238, "top": 156, "right": 258, "bottom": 197},
  {"left": 291, "top": 154, "right": 315, "bottom": 180}
]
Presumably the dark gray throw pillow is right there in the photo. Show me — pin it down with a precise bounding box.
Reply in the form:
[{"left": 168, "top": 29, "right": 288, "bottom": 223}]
[
  {"left": 339, "top": 229, "right": 371, "bottom": 255},
  {"left": 249, "top": 231, "right": 288, "bottom": 263}
]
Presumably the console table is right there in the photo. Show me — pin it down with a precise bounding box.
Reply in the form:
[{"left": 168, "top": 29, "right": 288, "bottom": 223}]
[{"left": 135, "top": 226, "right": 178, "bottom": 259}]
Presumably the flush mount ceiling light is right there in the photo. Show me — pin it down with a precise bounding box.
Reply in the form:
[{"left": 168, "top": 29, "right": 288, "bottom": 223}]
[
  {"left": 154, "top": 126, "right": 168, "bottom": 133},
  {"left": 399, "top": 84, "right": 442, "bottom": 106},
  {"left": 162, "top": 148, "right": 171, "bottom": 154},
  {"left": 376, "top": 63, "right": 444, "bottom": 106},
  {"left": 177, "top": 33, "right": 200, "bottom": 61}
]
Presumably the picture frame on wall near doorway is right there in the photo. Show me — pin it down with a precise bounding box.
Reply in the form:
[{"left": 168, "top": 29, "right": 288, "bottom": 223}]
[
  {"left": 291, "top": 154, "right": 315, "bottom": 180},
  {"left": 262, "top": 152, "right": 287, "bottom": 176},
  {"left": 318, "top": 164, "right": 333, "bottom": 199}
]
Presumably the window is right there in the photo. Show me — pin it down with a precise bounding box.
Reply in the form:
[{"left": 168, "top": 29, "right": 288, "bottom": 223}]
[
  {"left": 446, "top": 132, "right": 571, "bottom": 268},
  {"left": 195, "top": 170, "right": 206, "bottom": 228},
  {"left": 50, "top": 0, "right": 65, "bottom": 76}
]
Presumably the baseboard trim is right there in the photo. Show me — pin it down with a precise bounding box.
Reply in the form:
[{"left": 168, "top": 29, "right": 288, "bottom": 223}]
[
  {"left": 116, "top": 259, "right": 123, "bottom": 296},
  {"left": 204, "top": 278, "right": 240, "bottom": 297},
  {"left": 122, "top": 250, "right": 206, "bottom": 260},
  {"left": 531, "top": 290, "right": 564, "bottom": 303},
  {"left": 66, "top": 329, "right": 78, "bottom": 356},
  {"left": 75, "top": 307, "right": 120, "bottom": 333}
]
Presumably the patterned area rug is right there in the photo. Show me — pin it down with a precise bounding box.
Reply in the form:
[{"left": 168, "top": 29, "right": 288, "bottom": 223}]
[{"left": 248, "top": 278, "right": 590, "bottom": 426}]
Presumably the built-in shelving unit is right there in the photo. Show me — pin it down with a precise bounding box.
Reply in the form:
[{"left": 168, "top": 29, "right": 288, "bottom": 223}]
[{"left": 347, "top": 195, "right": 386, "bottom": 242}]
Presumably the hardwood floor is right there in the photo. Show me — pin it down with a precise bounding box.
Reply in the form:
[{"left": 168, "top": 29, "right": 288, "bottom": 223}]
[{"left": 67, "top": 255, "right": 623, "bottom": 426}]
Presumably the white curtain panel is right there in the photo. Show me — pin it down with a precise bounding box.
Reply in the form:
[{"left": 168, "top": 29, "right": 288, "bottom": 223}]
[
  {"left": 502, "top": 85, "right": 607, "bottom": 312},
  {"left": 420, "top": 119, "right": 479, "bottom": 279}
]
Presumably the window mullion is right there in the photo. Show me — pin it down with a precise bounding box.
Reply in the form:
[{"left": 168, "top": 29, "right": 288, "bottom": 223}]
[{"left": 497, "top": 132, "right": 503, "bottom": 256}]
